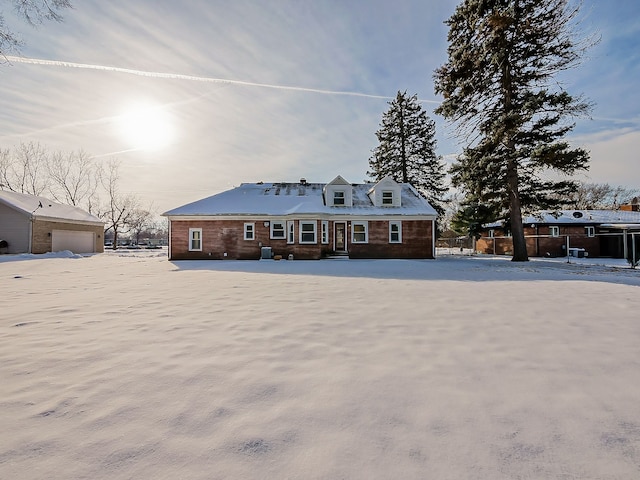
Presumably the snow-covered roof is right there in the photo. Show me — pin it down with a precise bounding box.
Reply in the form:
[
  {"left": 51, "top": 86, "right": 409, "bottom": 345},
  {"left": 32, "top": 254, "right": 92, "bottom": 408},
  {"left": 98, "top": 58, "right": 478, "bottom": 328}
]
[
  {"left": 485, "top": 209, "right": 640, "bottom": 228},
  {"left": 0, "top": 190, "right": 104, "bottom": 225},
  {"left": 163, "top": 181, "right": 437, "bottom": 217}
]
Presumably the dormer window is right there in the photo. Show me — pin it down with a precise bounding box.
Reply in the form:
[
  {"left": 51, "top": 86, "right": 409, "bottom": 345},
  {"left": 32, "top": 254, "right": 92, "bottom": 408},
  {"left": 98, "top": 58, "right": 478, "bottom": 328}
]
[
  {"left": 324, "top": 175, "right": 353, "bottom": 207},
  {"left": 367, "top": 176, "right": 401, "bottom": 207}
]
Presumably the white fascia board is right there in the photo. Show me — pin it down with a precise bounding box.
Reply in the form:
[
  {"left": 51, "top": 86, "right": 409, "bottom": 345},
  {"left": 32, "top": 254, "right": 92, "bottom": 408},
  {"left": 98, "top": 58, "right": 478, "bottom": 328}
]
[
  {"left": 331, "top": 215, "right": 437, "bottom": 221},
  {"left": 166, "top": 213, "right": 436, "bottom": 222},
  {"left": 33, "top": 215, "right": 105, "bottom": 227},
  {"left": 599, "top": 223, "right": 640, "bottom": 229}
]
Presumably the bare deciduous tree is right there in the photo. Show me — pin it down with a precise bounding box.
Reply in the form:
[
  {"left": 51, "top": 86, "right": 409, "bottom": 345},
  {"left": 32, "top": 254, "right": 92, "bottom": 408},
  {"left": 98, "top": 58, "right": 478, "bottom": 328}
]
[
  {"left": 47, "top": 149, "right": 99, "bottom": 210},
  {"left": 1, "top": 0, "right": 72, "bottom": 60},
  {"left": 1, "top": 142, "right": 167, "bottom": 250},
  {"left": 0, "top": 141, "right": 49, "bottom": 194},
  {"left": 0, "top": 147, "right": 11, "bottom": 187},
  {"left": 127, "top": 207, "right": 155, "bottom": 245},
  {"left": 100, "top": 159, "right": 140, "bottom": 249},
  {"left": 1, "top": 144, "right": 157, "bottom": 247},
  {"left": 562, "top": 183, "right": 640, "bottom": 210}
]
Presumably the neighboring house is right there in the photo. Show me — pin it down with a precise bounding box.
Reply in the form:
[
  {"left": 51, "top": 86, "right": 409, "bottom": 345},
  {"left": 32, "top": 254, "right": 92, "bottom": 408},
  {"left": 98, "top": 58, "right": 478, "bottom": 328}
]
[
  {"left": 162, "top": 175, "right": 437, "bottom": 260},
  {"left": 0, "top": 190, "right": 105, "bottom": 255},
  {"left": 476, "top": 209, "right": 640, "bottom": 258},
  {"left": 620, "top": 197, "right": 640, "bottom": 212}
]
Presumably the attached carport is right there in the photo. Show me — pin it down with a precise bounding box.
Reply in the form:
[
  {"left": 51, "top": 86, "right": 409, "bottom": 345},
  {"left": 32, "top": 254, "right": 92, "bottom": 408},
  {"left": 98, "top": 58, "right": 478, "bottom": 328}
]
[{"left": 599, "top": 223, "right": 640, "bottom": 264}]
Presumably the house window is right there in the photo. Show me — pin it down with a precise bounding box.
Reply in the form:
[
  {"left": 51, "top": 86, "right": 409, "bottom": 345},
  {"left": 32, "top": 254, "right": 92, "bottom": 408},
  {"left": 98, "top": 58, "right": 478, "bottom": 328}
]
[
  {"left": 382, "top": 191, "right": 394, "bottom": 205},
  {"left": 189, "top": 228, "right": 202, "bottom": 251},
  {"left": 321, "top": 220, "right": 329, "bottom": 244},
  {"left": 299, "top": 221, "right": 317, "bottom": 243},
  {"left": 287, "top": 220, "right": 295, "bottom": 244},
  {"left": 488, "top": 229, "right": 495, "bottom": 238},
  {"left": 585, "top": 226, "right": 595, "bottom": 237},
  {"left": 333, "top": 191, "right": 345, "bottom": 205},
  {"left": 271, "top": 221, "right": 285, "bottom": 239},
  {"left": 352, "top": 221, "right": 368, "bottom": 243},
  {"left": 244, "top": 223, "right": 255, "bottom": 240},
  {"left": 389, "top": 221, "right": 402, "bottom": 243},
  {"left": 549, "top": 226, "right": 560, "bottom": 237}
]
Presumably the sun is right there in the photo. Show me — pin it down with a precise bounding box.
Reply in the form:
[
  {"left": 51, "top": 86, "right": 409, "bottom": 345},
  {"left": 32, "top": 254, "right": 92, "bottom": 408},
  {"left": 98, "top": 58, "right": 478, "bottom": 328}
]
[{"left": 117, "top": 102, "right": 174, "bottom": 151}]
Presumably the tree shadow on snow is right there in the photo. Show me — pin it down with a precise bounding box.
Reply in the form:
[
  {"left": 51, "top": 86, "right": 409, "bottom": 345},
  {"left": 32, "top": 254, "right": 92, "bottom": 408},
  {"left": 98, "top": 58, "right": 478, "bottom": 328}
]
[{"left": 169, "top": 255, "right": 640, "bottom": 287}]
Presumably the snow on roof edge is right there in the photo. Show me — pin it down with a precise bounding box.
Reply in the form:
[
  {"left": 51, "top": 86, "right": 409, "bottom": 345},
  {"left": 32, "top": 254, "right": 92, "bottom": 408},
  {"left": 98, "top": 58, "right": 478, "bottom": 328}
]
[
  {"left": 162, "top": 181, "right": 437, "bottom": 217},
  {"left": 483, "top": 209, "right": 640, "bottom": 228},
  {"left": 0, "top": 190, "right": 103, "bottom": 225}
]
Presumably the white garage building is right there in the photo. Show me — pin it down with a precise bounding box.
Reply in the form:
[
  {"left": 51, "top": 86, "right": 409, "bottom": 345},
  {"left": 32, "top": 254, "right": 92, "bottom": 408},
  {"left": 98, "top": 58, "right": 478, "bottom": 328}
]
[{"left": 0, "top": 190, "right": 104, "bottom": 255}]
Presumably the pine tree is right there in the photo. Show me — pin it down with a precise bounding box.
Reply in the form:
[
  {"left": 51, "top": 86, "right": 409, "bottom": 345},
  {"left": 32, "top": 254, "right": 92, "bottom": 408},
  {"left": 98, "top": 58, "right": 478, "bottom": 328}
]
[
  {"left": 434, "top": 0, "right": 593, "bottom": 261},
  {"left": 368, "top": 91, "right": 447, "bottom": 217}
]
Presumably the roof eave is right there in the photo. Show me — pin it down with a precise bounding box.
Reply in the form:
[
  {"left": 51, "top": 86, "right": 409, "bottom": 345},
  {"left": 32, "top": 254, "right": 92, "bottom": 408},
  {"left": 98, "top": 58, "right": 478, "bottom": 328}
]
[{"left": 32, "top": 215, "right": 105, "bottom": 226}]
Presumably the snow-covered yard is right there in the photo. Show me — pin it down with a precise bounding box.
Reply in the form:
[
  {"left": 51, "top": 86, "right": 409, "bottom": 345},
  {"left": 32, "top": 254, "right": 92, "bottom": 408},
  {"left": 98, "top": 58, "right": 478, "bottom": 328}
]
[{"left": 1, "top": 251, "right": 639, "bottom": 479}]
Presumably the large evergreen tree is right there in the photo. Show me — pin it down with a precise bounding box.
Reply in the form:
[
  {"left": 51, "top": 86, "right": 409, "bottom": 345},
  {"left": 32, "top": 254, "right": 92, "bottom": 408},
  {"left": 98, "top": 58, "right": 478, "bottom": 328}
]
[
  {"left": 434, "top": 0, "right": 593, "bottom": 261},
  {"left": 368, "top": 90, "right": 447, "bottom": 217}
]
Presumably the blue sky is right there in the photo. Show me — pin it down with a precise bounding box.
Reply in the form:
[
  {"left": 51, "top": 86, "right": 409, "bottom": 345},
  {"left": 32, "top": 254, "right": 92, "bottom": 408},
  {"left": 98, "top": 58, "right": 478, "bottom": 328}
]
[{"left": 1, "top": 0, "right": 638, "bottom": 213}]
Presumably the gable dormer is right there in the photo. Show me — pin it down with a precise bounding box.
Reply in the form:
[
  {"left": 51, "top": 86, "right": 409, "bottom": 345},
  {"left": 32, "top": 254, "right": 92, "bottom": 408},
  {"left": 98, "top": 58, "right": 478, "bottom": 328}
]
[
  {"left": 323, "top": 175, "right": 353, "bottom": 207},
  {"left": 368, "top": 176, "right": 402, "bottom": 207}
]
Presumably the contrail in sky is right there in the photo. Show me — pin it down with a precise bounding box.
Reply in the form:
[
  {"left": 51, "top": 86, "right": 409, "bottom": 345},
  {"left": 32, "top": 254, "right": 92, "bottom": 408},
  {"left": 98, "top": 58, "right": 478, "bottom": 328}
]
[
  {"left": 6, "top": 55, "right": 440, "bottom": 104},
  {"left": 90, "top": 148, "right": 141, "bottom": 159}
]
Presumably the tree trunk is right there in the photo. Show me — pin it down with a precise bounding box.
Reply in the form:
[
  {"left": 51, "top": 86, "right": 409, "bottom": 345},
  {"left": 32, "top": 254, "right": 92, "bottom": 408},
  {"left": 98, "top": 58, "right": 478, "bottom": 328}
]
[
  {"left": 399, "top": 101, "right": 408, "bottom": 183},
  {"left": 500, "top": 42, "right": 528, "bottom": 262},
  {"left": 507, "top": 158, "right": 529, "bottom": 261}
]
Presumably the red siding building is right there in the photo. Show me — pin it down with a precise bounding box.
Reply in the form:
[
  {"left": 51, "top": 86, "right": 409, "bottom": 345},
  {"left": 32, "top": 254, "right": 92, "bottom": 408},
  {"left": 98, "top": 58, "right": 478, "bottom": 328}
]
[
  {"left": 163, "top": 176, "right": 437, "bottom": 260},
  {"left": 476, "top": 209, "right": 640, "bottom": 259}
]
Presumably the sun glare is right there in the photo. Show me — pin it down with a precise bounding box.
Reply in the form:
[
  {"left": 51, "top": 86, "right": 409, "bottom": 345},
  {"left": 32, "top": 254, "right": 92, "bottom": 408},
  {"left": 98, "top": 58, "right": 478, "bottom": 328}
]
[{"left": 117, "top": 103, "right": 174, "bottom": 151}]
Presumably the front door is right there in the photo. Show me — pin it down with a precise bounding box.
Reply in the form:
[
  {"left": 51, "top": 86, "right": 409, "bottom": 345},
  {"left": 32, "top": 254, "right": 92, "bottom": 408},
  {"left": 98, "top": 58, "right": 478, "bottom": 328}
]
[{"left": 335, "top": 222, "right": 347, "bottom": 253}]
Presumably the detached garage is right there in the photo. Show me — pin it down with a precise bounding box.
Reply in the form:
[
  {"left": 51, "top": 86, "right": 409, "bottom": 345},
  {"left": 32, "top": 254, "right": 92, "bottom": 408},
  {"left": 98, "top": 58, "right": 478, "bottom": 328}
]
[{"left": 0, "top": 190, "right": 104, "bottom": 255}]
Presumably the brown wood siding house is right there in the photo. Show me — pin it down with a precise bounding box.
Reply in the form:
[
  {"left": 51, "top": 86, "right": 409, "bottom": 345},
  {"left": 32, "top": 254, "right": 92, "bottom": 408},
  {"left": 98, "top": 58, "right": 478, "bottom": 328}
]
[
  {"left": 476, "top": 209, "right": 640, "bottom": 258},
  {"left": 163, "top": 176, "right": 437, "bottom": 260}
]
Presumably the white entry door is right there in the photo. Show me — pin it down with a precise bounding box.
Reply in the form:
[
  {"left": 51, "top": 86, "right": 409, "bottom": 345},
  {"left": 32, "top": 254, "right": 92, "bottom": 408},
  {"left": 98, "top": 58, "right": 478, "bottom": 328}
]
[{"left": 52, "top": 230, "right": 95, "bottom": 253}]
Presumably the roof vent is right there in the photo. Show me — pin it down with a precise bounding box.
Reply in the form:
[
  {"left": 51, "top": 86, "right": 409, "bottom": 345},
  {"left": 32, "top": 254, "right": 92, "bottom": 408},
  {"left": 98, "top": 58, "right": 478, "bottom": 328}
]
[
  {"left": 300, "top": 178, "right": 307, "bottom": 185},
  {"left": 572, "top": 211, "right": 583, "bottom": 218}
]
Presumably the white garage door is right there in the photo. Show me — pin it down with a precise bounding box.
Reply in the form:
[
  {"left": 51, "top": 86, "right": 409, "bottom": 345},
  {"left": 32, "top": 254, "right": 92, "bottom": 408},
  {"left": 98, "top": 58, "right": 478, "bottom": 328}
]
[{"left": 52, "top": 230, "right": 95, "bottom": 253}]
